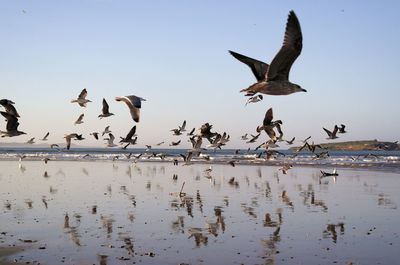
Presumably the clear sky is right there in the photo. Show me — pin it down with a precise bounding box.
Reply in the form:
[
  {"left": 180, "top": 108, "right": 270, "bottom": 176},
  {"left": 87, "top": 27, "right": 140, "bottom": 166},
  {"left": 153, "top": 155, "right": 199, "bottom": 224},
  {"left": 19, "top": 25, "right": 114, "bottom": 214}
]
[{"left": 0, "top": 1, "right": 399, "bottom": 149}]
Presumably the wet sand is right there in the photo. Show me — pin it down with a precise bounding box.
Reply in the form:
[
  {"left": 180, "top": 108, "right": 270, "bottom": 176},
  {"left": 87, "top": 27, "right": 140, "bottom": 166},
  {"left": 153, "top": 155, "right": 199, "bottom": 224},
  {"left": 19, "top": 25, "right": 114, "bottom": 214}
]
[{"left": 0, "top": 160, "right": 399, "bottom": 264}]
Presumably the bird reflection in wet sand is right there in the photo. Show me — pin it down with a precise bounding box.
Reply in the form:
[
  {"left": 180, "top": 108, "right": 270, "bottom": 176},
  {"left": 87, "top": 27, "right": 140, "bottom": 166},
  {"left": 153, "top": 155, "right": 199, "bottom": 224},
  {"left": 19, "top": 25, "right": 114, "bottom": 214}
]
[
  {"left": 101, "top": 215, "right": 115, "bottom": 238},
  {"left": 281, "top": 190, "right": 293, "bottom": 208},
  {"left": 24, "top": 199, "right": 33, "bottom": 209},
  {"left": 98, "top": 254, "right": 108, "bottom": 265},
  {"left": 188, "top": 228, "right": 208, "bottom": 247},
  {"left": 196, "top": 190, "right": 203, "bottom": 213},
  {"left": 171, "top": 216, "right": 185, "bottom": 234},
  {"left": 323, "top": 223, "right": 345, "bottom": 243},
  {"left": 42, "top": 196, "right": 48, "bottom": 209},
  {"left": 241, "top": 203, "right": 257, "bottom": 218}
]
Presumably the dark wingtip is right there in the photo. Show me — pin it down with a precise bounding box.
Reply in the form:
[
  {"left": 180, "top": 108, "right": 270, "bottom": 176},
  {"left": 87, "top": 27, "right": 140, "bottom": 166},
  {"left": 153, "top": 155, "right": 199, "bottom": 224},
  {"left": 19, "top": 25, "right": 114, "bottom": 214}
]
[{"left": 302, "top": 89, "right": 307, "bottom": 92}]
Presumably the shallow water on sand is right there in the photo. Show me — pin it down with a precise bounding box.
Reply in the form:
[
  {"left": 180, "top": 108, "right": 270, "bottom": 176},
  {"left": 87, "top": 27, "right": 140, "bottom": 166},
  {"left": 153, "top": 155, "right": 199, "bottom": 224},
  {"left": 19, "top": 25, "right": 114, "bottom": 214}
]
[{"left": 0, "top": 160, "right": 399, "bottom": 264}]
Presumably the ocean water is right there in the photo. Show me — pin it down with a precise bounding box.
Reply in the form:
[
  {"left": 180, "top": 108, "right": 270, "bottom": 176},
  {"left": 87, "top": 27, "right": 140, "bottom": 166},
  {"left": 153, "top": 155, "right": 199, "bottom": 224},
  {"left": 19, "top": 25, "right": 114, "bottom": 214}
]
[
  {"left": 0, "top": 158, "right": 399, "bottom": 264},
  {"left": 1, "top": 147, "right": 400, "bottom": 170}
]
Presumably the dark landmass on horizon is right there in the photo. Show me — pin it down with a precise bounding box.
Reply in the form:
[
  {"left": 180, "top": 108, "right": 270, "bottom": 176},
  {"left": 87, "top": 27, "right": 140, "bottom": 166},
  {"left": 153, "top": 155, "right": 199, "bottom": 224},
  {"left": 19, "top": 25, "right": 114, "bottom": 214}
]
[{"left": 290, "top": 139, "right": 399, "bottom": 151}]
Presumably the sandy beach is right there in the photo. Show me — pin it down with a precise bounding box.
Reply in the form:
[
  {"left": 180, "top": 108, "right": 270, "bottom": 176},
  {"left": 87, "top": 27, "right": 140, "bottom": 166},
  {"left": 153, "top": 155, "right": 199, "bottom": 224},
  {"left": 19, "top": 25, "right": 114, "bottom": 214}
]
[{"left": 1, "top": 160, "right": 399, "bottom": 265}]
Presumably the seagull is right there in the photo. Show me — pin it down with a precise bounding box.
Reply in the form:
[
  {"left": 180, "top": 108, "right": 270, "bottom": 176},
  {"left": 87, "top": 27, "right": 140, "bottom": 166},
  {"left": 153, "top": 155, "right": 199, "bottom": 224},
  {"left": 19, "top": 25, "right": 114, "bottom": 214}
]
[
  {"left": 180, "top": 152, "right": 193, "bottom": 165},
  {"left": 102, "top": 126, "right": 111, "bottom": 136},
  {"left": 71, "top": 88, "right": 91, "bottom": 107},
  {"left": 278, "top": 164, "right": 293, "bottom": 174},
  {"left": 323, "top": 125, "right": 339, "bottom": 140},
  {"left": 98, "top": 98, "right": 114, "bottom": 119},
  {"left": 156, "top": 141, "right": 164, "bottom": 146},
  {"left": 0, "top": 111, "right": 26, "bottom": 137},
  {"left": 74, "top": 113, "right": 84, "bottom": 125},
  {"left": 179, "top": 120, "right": 186, "bottom": 132},
  {"left": 41, "top": 132, "right": 50, "bottom": 141},
  {"left": 338, "top": 124, "right": 347, "bottom": 134},
  {"left": 104, "top": 133, "right": 117, "bottom": 147},
  {"left": 256, "top": 108, "right": 283, "bottom": 142},
  {"left": 169, "top": 140, "right": 181, "bottom": 146},
  {"left": 246, "top": 133, "right": 261, "bottom": 143},
  {"left": 50, "top": 143, "right": 60, "bottom": 149},
  {"left": 241, "top": 133, "right": 249, "bottom": 140},
  {"left": 115, "top": 95, "right": 146, "bottom": 122},
  {"left": 26, "top": 137, "right": 35, "bottom": 144},
  {"left": 90, "top": 132, "right": 99, "bottom": 140},
  {"left": 230, "top": 11, "right": 306, "bottom": 96},
  {"left": 120, "top": 125, "right": 138, "bottom": 145},
  {"left": 64, "top": 133, "right": 79, "bottom": 150},
  {"left": 189, "top": 135, "right": 205, "bottom": 153},
  {"left": 171, "top": 128, "right": 182, "bottom": 136},
  {"left": 199, "top": 123, "right": 218, "bottom": 144},
  {"left": 0, "top": 99, "right": 20, "bottom": 117},
  {"left": 302, "top": 136, "right": 311, "bottom": 143},
  {"left": 187, "top": 128, "right": 195, "bottom": 136},
  {"left": 285, "top": 137, "right": 295, "bottom": 145},
  {"left": 245, "top": 95, "right": 263, "bottom": 106},
  {"left": 17, "top": 154, "right": 26, "bottom": 162}
]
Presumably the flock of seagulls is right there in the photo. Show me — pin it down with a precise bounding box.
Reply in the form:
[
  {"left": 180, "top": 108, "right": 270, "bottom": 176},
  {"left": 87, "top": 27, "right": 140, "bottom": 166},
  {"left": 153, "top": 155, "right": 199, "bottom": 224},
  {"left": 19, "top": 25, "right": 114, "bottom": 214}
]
[{"left": 1, "top": 10, "right": 352, "bottom": 161}]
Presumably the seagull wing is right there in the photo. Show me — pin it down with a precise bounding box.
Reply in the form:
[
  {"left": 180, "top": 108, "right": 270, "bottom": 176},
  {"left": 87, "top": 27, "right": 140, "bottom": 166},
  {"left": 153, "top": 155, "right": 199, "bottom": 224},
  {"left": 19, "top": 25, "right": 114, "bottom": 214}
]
[
  {"left": 116, "top": 96, "right": 145, "bottom": 122},
  {"left": 1, "top": 111, "right": 19, "bottom": 131},
  {"left": 43, "top": 132, "right": 49, "bottom": 140},
  {"left": 78, "top": 88, "right": 88, "bottom": 99},
  {"left": 229, "top": 50, "right": 269, "bottom": 82},
  {"left": 267, "top": 11, "right": 303, "bottom": 82},
  {"left": 323, "top": 127, "right": 332, "bottom": 138},
  {"left": 102, "top": 98, "right": 110, "bottom": 114},
  {"left": 263, "top": 108, "right": 273, "bottom": 126},
  {"left": 125, "top": 125, "right": 136, "bottom": 140},
  {"left": 77, "top": 113, "right": 84, "bottom": 122}
]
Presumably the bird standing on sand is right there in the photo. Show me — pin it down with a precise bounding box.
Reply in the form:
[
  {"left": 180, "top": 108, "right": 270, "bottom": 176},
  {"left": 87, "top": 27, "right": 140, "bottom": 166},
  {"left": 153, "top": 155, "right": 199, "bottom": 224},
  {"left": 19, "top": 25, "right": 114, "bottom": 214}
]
[
  {"left": 71, "top": 88, "right": 91, "bottom": 107},
  {"left": 98, "top": 98, "right": 114, "bottom": 119},
  {"left": 115, "top": 95, "right": 146, "bottom": 122},
  {"left": 230, "top": 11, "right": 306, "bottom": 96},
  {"left": 0, "top": 111, "right": 26, "bottom": 137}
]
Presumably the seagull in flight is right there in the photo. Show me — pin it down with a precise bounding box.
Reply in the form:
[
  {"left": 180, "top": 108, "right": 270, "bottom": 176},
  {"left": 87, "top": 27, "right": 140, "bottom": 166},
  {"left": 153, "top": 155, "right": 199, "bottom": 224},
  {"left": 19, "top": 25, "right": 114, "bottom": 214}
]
[
  {"left": 323, "top": 125, "right": 339, "bottom": 140},
  {"left": 0, "top": 111, "right": 26, "bottom": 137},
  {"left": 104, "top": 133, "right": 117, "bottom": 147},
  {"left": 74, "top": 113, "right": 84, "bottom": 125},
  {"left": 71, "top": 88, "right": 91, "bottom": 107},
  {"left": 41, "top": 132, "right": 50, "bottom": 141},
  {"left": 102, "top": 126, "right": 111, "bottom": 136},
  {"left": 115, "top": 95, "right": 146, "bottom": 122},
  {"left": 229, "top": 11, "right": 306, "bottom": 96},
  {"left": 0, "top": 99, "right": 20, "bottom": 118},
  {"left": 120, "top": 125, "right": 138, "bottom": 145},
  {"left": 256, "top": 108, "right": 283, "bottom": 142},
  {"left": 98, "top": 98, "right": 114, "bottom": 119},
  {"left": 64, "top": 133, "right": 81, "bottom": 150},
  {"left": 245, "top": 95, "right": 263, "bottom": 106},
  {"left": 338, "top": 124, "right": 347, "bottom": 134}
]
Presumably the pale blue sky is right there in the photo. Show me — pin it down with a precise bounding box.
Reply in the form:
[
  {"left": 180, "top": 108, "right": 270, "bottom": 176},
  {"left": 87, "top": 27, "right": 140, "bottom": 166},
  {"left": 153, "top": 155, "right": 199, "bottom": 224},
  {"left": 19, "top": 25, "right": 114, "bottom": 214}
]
[{"left": 1, "top": 1, "right": 399, "bottom": 149}]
